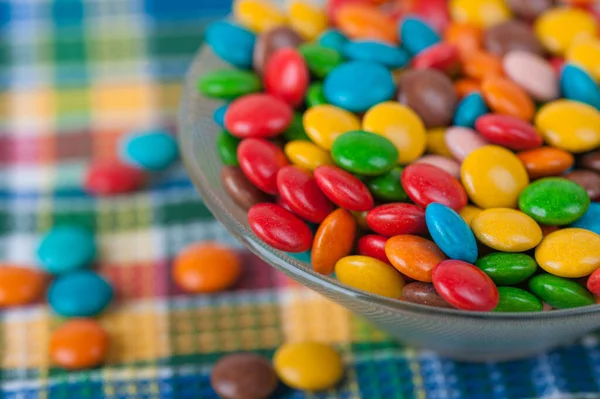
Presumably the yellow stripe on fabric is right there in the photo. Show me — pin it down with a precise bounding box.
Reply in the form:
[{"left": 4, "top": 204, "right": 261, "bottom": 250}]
[{"left": 406, "top": 348, "right": 426, "bottom": 399}]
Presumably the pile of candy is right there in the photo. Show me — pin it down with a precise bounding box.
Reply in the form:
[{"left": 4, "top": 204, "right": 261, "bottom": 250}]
[{"left": 199, "top": 0, "right": 600, "bottom": 313}]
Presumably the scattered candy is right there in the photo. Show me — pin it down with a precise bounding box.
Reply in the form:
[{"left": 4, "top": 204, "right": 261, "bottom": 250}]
[
  {"left": 48, "top": 271, "right": 113, "bottom": 317},
  {"left": 84, "top": 161, "right": 144, "bottom": 196},
  {"left": 120, "top": 130, "right": 178, "bottom": 171},
  {"left": 199, "top": 0, "right": 600, "bottom": 313},
  {"left": 273, "top": 342, "right": 344, "bottom": 391},
  {"left": 173, "top": 242, "right": 242, "bottom": 293},
  {"left": 37, "top": 226, "right": 96, "bottom": 274},
  {"left": 0, "top": 265, "right": 45, "bottom": 307},
  {"left": 211, "top": 353, "right": 278, "bottom": 399},
  {"left": 50, "top": 319, "right": 109, "bottom": 370}
]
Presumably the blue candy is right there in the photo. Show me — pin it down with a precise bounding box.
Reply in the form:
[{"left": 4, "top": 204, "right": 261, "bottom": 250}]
[
  {"left": 206, "top": 21, "right": 256, "bottom": 69},
  {"left": 560, "top": 64, "right": 600, "bottom": 110},
  {"left": 318, "top": 29, "right": 349, "bottom": 53},
  {"left": 288, "top": 250, "right": 311, "bottom": 263},
  {"left": 400, "top": 17, "right": 440, "bottom": 55},
  {"left": 571, "top": 202, "right": 600, "bottom": 235},
  {"left": 48, "top": 271, "right": 114, "bottom": 317},
  {"left": 453, "top": 92, "right": 489, "bottom": 128},
  {"left": 342, "top": 40, "right": 410, "bottom": 69},
  {"left": 213, "top": 103, "right": 229, "bottom": 128},
  {"left": 323, "top": 61, "right": 395, "bottom": 112},
  {"left": 37, "top": 226, "right": 96, "bottom": 274},
  {"left": 121, "top": 130, "right": 178, "bottom": 171},
  {"left": 425, "top": 203, "right": 478, "bottom": 263}
]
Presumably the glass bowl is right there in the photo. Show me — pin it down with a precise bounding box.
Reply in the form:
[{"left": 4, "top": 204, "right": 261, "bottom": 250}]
[{"left": 178, "top": 44, "right": 600, "bottom": 362}]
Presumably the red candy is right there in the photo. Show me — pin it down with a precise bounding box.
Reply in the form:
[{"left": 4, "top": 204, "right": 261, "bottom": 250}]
[
  {"left": 277, "top": 166, "right": 334, "bottom": 223},
  {"left": 238, "top": 138, "right": 288, "bottom": 195},
  {"left": 432, "top": 260, "right": 499, "bottom": 311},
  {"left": 587, "top": 268, "right": 600, "bottom": 297},
  {"left": 264, "top": 48, "right": 309, "bottom": 108},
  {"left": 401, "top": 163, "right": 467, "bottom": 211},
  {"left": 366, "top": 203, "right": 427, "bottom": 237},
  {"left": 314, "top": 165, "right": 374, "bottom": 211},
  {"left": 475, "top": 114, "right": 543, "bottom": 151},
  {"left": 224, "top": 94, "right": 293, "bottom": 139},
  {"left": 357, "top": 234, "right": 390, "bottom": 264},
  {"left": 405, "top": 0, "right": 450, "bottom": 33},
  {"left": 549, "top": 57, "right": 565, "bottom": 76},
  {"left": 412, "top": 43, "right": 460, "bottom": 74},
  {"left": 248, "top": 203, "right": 313, "bottom": 253},
  {"left": 85, "top": 161, "right": 144, "bottom": 196}
]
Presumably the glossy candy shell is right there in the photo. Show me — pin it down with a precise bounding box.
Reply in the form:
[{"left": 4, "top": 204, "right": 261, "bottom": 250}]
[
  {"left": 237, "top": 138, "right": 288, "bottom": 195},
  {"left": 277, "top": 166, "right": 333, "bottom": 223},
  {"left": 367, "top": 203, "right": 427, "bottom": 237},
  {"left": 225, "top": 94, "right": 293, "bottom": 138},
  {"left": 402, "top": 163, "right": 467, "bottom": 211},
  {"left": 314, "top": 165, "right": 374, "bottom": 211},
  {"left": 312, "top": 208, "right": 357, "bottom": 275},
  {"left": 248, "top": 203, "right": 312, "bottom": 253}
]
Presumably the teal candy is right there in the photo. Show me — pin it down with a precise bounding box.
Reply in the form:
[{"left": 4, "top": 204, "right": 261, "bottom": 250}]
[
  {"left": 494, "top": 287, "right": 543, "bottom": 312},
  {"left": 560, "top": 64, "right": 600, "bottom": 110},
  {"left": 213, "top": 103, "right": 229, "bottom": 128},
  {"left": 518, "top": 177, "right": 590, "bottom": 225},
  {"left": 121, "top": 131, "right": 178, "bottom": 171},
  {"left": 37, "top": 226, "right": 96, "bottom": 274},
  {"left": 318, "top": 29, "right": 348, "bottom": 52},
  {"left": 48, "top": 271, "right": 114, "bottom": 317},
  {"left": 324, "top": 61, "right": 395, "bottom": 112},
  {"left": 453, "top": 92, "right": 489, "bottom": 128},
  {"left": 331, "top": 130, "right": 398, "bottom": 175},
  {"left": 571, "top": 202, "right": 600, "bottom": 235},
  {"left": 475, "top": 252, "right": 538, "bottom": 285},
  {"left": 342, "top": 40, "right": 410, "bottom": 69},
  {"left": 400, "top": 17, "right": 441, "bottom": 55},
  {"left": 529, "top": 274, "right": 595, "bottom": 309},
  {"left": 206, "top": 21, "right": 256, "bottom": 69},
  {"left": 425, "top": 203, "right": 478, "bottom": 263},
  {"left": 288, "top": 250, "right": 311, "bottom": 263}
]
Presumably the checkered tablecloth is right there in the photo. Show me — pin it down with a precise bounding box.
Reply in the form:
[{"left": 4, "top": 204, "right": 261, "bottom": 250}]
[{"left": 1, "top": 1, "right": 600, "bottom": 398}]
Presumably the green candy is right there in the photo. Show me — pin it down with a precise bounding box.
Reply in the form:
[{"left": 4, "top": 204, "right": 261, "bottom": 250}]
[
  {"left": 475, "top": 252, "right": 538, "bottom": 285},
  {"left": 331, "top": 130, "right": 398, "bottom": 176},
  {"left": 197, "top": 70, "right": 261, "bottom": 99},
  {"left": 283, "top": 113, "right": 311, "bottom": 142},
  {"left": 518, "top": 177, "right": 590, "bottom": 225},
  {"left": 528, "top": 274, "right": 595, "bottom": 309},
  {"left": 494, "top": 287, "right": 543, "bottom": 312},
  {"left": 299, "top": 43, "right": 344, "bottom": 79},
  {"left": 368, "top": 167, "right": 409, "bottom": 202},
  {"left": 306, "top": 82, "right": 327, "bottom": 107},
  {"left": 217, "top": 131, "right": 240, "bottom": 166}
]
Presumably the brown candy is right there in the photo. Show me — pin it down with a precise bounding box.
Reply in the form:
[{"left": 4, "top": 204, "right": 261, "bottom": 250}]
[
  {"left": 564, "top": 170, "right": 600, "bottom": 201},
  {"left": 398, "top": 69, "right": 458, "bottom": 129},
  {"left": 211, "top": 353, "right": 278, "bottom": 399},
  {"left": 221, "top": 166, "right": 270, "bottom": 210},
  {"left": 253, "top": 26, "right": 303, "bottom": 75},
  {"left": 580, "top": 151, "right": 600, "bottom": 174},
  {"left": 505, "top": 0, "right": 554, "bottom": 20},
  {"left": 484, "top": 21, "right": 544, "bottom": 57},
  {"left": 402, "top": 282, "right": 454, "bottom": 309}
]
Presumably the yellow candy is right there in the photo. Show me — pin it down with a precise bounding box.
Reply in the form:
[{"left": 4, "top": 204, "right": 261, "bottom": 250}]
[
  {"left": 288, "top": 1, "right": 328, "bottom": 41},
  {"left": 335, "top": 255, "right": 404, "bottom": 298},
  {"left": 274, "top": 342, "right": 344, "bottom": 391},
  {"left": 449, "top": 0, "right": 511, "bottom": 28},
  {"left": 461, "top": 145, "right": 530, "bottom": 209},
  {"left": 535, "top": 228, "right": 600, "bottom": 278},
  {"left": 534, "top": 8, "right": 597, "bottom": 55},
  {"left": 284, "top": 140, "right": 333, "bottom": 171},
  {"left": 303, "top": 105, "right": 361, "bottom": 150},
  {"left": 471, "top": 208, "right": 543, "bottom": 252},
  {"left": 459, "top": 205, "right": 483, "bottom": 226},
  {"left": 566, "top": 37, "right": 600, "bottom": 81},
  {"left": 234, "top": 0, "right": 287, "bottom": 33},
  {"left": 362, "top": 102, "right": 427, "bottom": 164},
  {"left": 426, "top": 128, "right": 453, "bottom": 157},
  {"left": 535, "top": 100, "right": 600, "bottom": 153}
]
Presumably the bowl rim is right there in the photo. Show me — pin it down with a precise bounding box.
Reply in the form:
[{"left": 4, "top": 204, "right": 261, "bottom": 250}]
[{"left": 178, "top": 43, "right": 600, "bottom": 322}]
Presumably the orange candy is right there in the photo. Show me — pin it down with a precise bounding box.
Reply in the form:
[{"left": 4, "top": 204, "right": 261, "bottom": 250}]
[
  {"left": 517, "top": 147, "right": 575, "bottom": 179},
  {"left": 481, "top": 76, "right": 535, "bottom": 121},
  {"left": 0, "top": 265, "right": 46, "bottom": 307},
  {"left": 312, "top": 209, "right": 357, "bottom": 275},
  {"left": 454, "top": 78, "right": 481, "bottom": 98},
  {"left": 461, "top": 51, "right": 503, "bottom": 80},
  {"left": 173, "top": 242, "right": 242, "bottom": 293},
  {"left": 384, "top": 235, "right": 447, "bottom": 282},
  {"left": 336, "top": 3, "right": 397, "bottom": 43},
  {"left": 444, "top": 23, "right": 482, "bottom": 56},
  {"left": 50, "top": 319, "right": 109, "bottom": 370}
]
